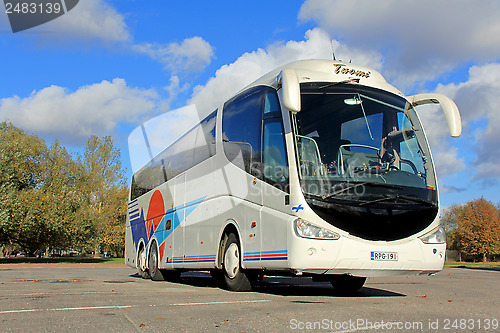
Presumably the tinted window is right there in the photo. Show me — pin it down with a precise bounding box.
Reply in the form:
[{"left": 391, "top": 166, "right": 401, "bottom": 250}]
[
  {"left": 131, "top": 110, "right": 217, "bottom": 200},
  {"left": 263, "top": 91, "right": 280, "bottom": 115},
  {"left": 222, "top": 88, "right": 263, "bottom": 176},
  {"left": 222, "top": 87, "right": 289, "bottom": 191},
  {"left": 263, "top": 119, "right": 288, "bottom": 189}
]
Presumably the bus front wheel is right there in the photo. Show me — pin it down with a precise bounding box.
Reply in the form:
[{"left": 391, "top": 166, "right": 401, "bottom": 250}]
[
  {"left": 330, "top": 275, "right": 366, "bottom": 293},
  {"left": 222, "top": 233, "right": 252, "bottom": 292},
  {"left": 147, "top": 241, "right": 165, "bottom": 281}
]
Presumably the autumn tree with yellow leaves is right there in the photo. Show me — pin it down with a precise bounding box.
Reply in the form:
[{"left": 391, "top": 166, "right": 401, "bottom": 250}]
[{"left": 443, "top": 197, "right": 500, "bottom": 262}]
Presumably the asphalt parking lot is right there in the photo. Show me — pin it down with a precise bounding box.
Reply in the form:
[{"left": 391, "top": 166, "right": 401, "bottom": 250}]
[{"left": 0, "top": 265, "right": 498, "bottom": 332}]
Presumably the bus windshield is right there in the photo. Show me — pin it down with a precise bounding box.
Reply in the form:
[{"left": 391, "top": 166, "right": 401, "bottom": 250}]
[{"left": 293, "top": 83, "right": 438, "bottom": 240}]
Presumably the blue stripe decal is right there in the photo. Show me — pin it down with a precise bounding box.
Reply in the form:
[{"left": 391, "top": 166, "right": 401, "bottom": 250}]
[
  {"left": 184, "top": 255, "right": 216, "bottom": 259},
  {"left": 261, "top": 257, "right": 288, "bottom": 261},
  {"left": 244, "top": 251, "right": 261, "bottom": 255},
  {"left": 243, "top": 250, "right": 288, "bottom": 261},
  {"left": 262, "top": 250, "right": 287, "bottom": 254},
  {"left": 165, "top": 197, "right": 206, "bottom": 214},
  {"left": 243, "top": 250, "right": 288, "bottom": 255},
  {"left": 167, "top": 255, "right": 216, "bottom": 263}
]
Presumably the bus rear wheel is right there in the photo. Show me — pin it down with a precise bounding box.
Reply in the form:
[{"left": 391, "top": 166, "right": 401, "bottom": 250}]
[
  {"left": 330, "top": 275, "right": 366, "bottom": 293},
  {"left": 222, "top": 233, "right": 252, "bottom": 292},
  {"left": 137, "top": 245, "right": 150, "bottom": 279}
]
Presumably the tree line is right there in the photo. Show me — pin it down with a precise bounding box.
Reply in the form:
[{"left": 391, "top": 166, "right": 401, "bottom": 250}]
[
  {"left": 2, "top": 121, "right": 499, "bottom": 261},
  {"left": 442, "top": 197, "right": 500, "bottom": 262},
  {"left": 0, "top": 122, "right": 128, "bottom": 257}
]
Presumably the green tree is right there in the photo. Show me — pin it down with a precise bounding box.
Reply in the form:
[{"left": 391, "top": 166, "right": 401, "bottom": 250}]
[
  {"left": 441, "top": 204, "right": 463, "bottom": 251},
  {"left": 38, "top": 141, "right": 84, "bottom": 254},
  {"left": 0, "top": 122, "right": 47, "bottom": 255},
  {"left": 99, "top": 185, "right": 128, "bottom": 256},
  {"left": 1, "top": 123, "right": 128, "bottom": 257},
  {"left": 78, "top": 136, "right": 126, "bottom": 257}
]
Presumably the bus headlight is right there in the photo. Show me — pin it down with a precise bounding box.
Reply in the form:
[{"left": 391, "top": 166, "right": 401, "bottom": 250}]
[
  {"left": 419, "top": 226, "right": 446, "bottom": 244},
  {"left": 294, "top": 218, "right": 340, "bottom": 240}
]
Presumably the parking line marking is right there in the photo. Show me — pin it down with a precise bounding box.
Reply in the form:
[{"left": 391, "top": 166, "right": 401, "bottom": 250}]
[
  {"left": 5, "top": 291, "right": 116, "bottom": 296},
  {"left": 0, "top": 305, "right": 133, "bottom": 315},
  {"left": 170, "top": 300, "right": 270, "bottom": 306},
  {"left": 52, "top": 305, "right": 134, "bottom": 311},
  {"left": 0, "top": 309, "right": 39, "bottom": 314}
]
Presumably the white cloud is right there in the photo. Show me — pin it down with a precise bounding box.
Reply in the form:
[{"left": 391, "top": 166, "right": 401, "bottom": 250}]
[
  {"left": 133, "top": 37, "right": 215, "bottom": 74},
  {"left": 299, "top": 0, "right": 500, "bottom": 87},
  {"left": 41, "top": 0, "right": 130, "bottom": 43},
  {"left": 436, "top": 63, "right": 500, "bottom": 180},
  {"left": 0, "top": 79, "right": 158, "bottom": 145},
  {"left": 190, "top": 28, "right": 382, "bottom": 114},
  {"left": 414, "top": 102, "right": 466, "bottom": 182},
  {"left": 433, "top": 147, "right": 465, "bottom": 181},
  {"left": 161, "top": 76, "right": 191, "bottom": 109},
  {"left": 417, "top": 63, "right": 500, "bottom": 181},
  {"left": 128, "top": 105, "right": 204, "bottom": 173}
]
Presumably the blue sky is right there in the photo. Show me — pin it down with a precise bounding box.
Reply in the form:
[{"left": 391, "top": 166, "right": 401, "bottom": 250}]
[{"left": 1, "top": 0, "right": 500, "bottom": 207}]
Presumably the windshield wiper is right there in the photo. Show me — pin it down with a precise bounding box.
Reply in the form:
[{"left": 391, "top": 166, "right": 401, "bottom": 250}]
[
  {"left": 317, "top": 182, "right": 403, "bottom": 200},
  {"left": 318, "top": 78, "right": 360, "bottom": 89},
  {"left": 321, "top": 182, "right": 368, "bottom": 200},
  {"left": 359, "top": 194, "right": 435, "bottom": 207}
]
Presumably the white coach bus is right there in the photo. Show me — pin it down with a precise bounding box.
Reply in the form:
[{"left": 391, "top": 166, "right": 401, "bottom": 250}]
[{"left": 125, "top": 60, "right": 461, "bottom": 292}]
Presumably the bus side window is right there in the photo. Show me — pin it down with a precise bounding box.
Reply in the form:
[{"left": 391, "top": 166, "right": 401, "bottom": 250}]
[
  {"left": 263, "top": 120, "right": 288, "bottom": 190},
  {"left": 129, "top": 110, "right": 217, "bottom": 201},
  {"left": 192, "top": 110, "right": 217, "bottom": 163},
  {"left": 222, "top": 88, "right": 263, "bottom": 176},
  {"left": 262, "top": 90, "right": 288, "bottom": 191},
  {"left": 263, "top": 91, "right": 280, "bottom": 114}
]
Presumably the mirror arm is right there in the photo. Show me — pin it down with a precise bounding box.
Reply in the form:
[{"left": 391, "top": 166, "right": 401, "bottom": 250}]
[{"left": 408, "top": 93, "right": 462, "bottom": 137}]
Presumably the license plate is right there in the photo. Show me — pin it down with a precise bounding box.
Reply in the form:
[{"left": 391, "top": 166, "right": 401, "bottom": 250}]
[{"left": 371, "top": 251, "right": 398, "bottom": 261}]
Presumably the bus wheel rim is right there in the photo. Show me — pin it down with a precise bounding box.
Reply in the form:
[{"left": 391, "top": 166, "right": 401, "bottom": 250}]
[
  {"left": 150, "top": 247, "right": 156, "bottom": 273},
  {"left": 224, "top": 243, "right": 240, "bottom": 279},
  {"left": 139, "top": 248, "right": 147, "bottom": 271}
]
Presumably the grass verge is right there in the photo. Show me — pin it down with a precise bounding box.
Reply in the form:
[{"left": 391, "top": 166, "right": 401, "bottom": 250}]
[{"left": 445, "top": 261, "right": 500, "bottom": 268}]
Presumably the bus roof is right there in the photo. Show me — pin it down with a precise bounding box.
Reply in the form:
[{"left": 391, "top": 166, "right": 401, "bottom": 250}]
[{"left": 241, "top": 59, "right": 404, "bottom": 98}]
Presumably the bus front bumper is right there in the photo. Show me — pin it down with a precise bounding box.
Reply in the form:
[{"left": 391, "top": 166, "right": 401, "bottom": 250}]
[{"left": 288, "top": 234, "right": 446, "bottom": 278}]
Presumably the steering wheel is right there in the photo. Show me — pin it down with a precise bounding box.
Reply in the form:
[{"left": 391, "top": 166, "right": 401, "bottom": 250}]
[
  {"left": 400, "top": 158, "right": 418, "bottom": 174},
  {"left": 337, "top": 144, "right": 381, "bottom": 175}
]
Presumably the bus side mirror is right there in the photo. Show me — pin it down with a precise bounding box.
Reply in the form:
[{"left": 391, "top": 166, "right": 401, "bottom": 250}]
[
  {"left": 279, "top": 69, "right": 301, "bottom": 113},
  {"left": 408, "top": 93, "right": 462, "bottom": 137}
]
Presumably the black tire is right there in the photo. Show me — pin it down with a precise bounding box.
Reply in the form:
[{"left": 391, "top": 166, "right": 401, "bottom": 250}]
[
  {"left": 330, "top": 275, "right": 366, "bottom": 293},
  {"left": 137, "top": 245, "right": 150, "bottom": 279},
  {"left": 148, "top": 241, "right": 165, "bottom": 281},
  {"left": 222, "top": 233, "right": 252, "bottom": 292},
  {"left": 210, "top": 269, "right": 225, "bottom": 288}
]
